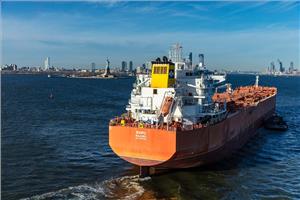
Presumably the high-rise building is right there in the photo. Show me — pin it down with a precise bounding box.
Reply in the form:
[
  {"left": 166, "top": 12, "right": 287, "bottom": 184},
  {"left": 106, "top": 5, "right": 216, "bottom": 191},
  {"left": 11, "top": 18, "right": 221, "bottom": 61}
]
[
  {"left": 44, "top": 57, "right": 50, "bottom": 70},
  {"left": 277, "top": 59, "right": 284, "bottom": 73},
  {"left": 2, "top": 64, "right": 18, "bottom": 71},
  {"left": 12, "top": 64, "right": 17, "bottom": 71},
  {"left": 198, "top": 54, "right": 204, "bottom": 68},
  {"left": 270, "top": 62, "right": 276, "bottom": 73},
  {"left": 168, "top": 43, "right": 183, "bottom": 62},
  {"left": 129, "top": 61, "right": 133, "bottom": 72},
  {"left": 189, "top": 52, "right": 193, "bottom": 66},
  {"left": 136, "top": 66, "right": 142, "bottom": 74},
  {"left": 91, "top": 62, "right": 96, "bottom": 73},
  {"left": 121, "top": 61, "right": 127, "bottom": 72},
  {"left": 289, "top": 61, "right": 294, "bottom": 73}
]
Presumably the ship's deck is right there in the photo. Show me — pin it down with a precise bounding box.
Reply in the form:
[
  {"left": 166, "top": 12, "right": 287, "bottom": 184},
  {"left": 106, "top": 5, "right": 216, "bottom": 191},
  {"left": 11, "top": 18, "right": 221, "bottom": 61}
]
[
  {"left": 110, "top": 86, "right": 277, "bottom": 131},
  {"left": 213, "top": 86, "right": 277, "bottom": 111}
]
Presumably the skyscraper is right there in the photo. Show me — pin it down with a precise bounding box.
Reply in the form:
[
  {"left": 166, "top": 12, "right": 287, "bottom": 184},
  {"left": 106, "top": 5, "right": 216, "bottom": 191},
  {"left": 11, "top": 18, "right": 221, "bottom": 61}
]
[
  {"left": 189, "top": 52, "right": 193, "bottom": 66},
  {"left": 277, "top": 59, "right": 284, "bottom": 73},
  {"left": 289, "top": 61, "right": 294, "bottom": 73},
  {"left": 44, "top": 57, "right": 50, "bottom": 70},
  {"left": 270, "top": 62, "right": 276, "bottom": 73},
  {"left": 198, "top": 54, "right": 204, "bottom": 68},
  {"left": 168, "top": 43, "right": 183, "bottom": 62},
  {"left": 121, "top": 61, "right": 127, "bottom": 72},
  {"left": 91, "top": 62, "right": 96, "bottom": 73},
  {"left": 129, "top": 61, "right": 133, "bottom": 72}
]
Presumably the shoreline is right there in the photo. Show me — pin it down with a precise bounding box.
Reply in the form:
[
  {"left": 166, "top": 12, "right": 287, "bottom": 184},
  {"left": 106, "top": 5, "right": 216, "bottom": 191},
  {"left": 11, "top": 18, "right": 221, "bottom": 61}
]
[
  {"left": 2, "top": 71, "right": 299, "bottom": 77},
  {"left": 0, "top": 71, "right": 135, "bottom": 78}
]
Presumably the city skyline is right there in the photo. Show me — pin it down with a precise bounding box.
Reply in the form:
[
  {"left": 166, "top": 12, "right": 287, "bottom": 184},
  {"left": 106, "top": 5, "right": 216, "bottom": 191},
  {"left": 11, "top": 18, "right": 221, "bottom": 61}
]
[{"left": 2, "top": 1, "right": 300, "bottom": 70}]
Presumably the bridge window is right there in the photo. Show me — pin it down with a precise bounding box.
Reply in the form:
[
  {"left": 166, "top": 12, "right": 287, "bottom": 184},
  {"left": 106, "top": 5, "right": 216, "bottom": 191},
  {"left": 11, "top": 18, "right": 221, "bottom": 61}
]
[{"left": 153, "top": 66, "right": 167, "bottom": 74}]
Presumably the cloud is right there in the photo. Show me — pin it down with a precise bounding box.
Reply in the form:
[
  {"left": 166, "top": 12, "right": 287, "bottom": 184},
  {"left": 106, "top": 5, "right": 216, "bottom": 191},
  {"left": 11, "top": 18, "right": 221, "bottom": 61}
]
[
  {"left": 4, "top": 16, "right": 299, "bottom": 69},
  {"left": 2, "top": 1, "right": 299, "bottom": 69},
  {"left": 224, "top": 2, "right": 269, "bottom": 17},
  {"left": 272, "top": 1, "right": 300, "bottom": 12}
]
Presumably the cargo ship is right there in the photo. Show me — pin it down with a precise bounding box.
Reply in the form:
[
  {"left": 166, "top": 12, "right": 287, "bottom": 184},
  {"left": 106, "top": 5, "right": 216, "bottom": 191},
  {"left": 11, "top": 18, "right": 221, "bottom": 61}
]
[{"left": 109, "top": 44, "right": 277, "bottom": 176}]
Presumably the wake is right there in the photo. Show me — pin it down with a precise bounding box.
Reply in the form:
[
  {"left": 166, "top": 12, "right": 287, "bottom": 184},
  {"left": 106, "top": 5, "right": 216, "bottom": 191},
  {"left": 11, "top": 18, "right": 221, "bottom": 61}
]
[{"left": 22, "top": 175, "right": 151, "bottom": 200}]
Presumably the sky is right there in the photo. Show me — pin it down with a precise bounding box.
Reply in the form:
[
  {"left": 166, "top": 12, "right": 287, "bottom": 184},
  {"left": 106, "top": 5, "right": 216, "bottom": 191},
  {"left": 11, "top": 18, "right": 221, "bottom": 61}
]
[{"left": 1, "top": 1, "right": 300, "bottom": 71}]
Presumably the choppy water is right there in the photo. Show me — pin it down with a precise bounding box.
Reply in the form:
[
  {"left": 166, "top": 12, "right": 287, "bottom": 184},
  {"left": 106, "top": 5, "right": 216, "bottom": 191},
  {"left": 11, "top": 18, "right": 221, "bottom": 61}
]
[{"left": 2, "top": 74, "right": 300, "bottom": 200}]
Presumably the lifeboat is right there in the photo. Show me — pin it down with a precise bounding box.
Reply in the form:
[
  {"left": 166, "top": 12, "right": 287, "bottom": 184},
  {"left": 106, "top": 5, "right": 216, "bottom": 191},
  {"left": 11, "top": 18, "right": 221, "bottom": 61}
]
[{"left": 161, "top": 97, "right": 173, "bottom": 116}]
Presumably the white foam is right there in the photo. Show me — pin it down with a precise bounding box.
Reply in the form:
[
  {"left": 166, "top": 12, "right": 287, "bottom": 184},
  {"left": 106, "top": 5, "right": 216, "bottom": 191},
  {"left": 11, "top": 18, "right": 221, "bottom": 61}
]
[{"left": 21, "top": 175, "right": 151, "bottom": 200}]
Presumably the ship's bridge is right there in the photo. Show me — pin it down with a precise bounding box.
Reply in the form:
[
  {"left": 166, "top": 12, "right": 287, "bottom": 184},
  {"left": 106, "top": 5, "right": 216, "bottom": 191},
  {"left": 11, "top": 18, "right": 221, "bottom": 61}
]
[{"left": 151, "top": 57, "right": 175, "bottom": 88}]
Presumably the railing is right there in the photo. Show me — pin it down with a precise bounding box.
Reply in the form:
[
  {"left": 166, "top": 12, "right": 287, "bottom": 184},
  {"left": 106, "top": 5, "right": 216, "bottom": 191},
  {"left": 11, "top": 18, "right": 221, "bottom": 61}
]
[{"left": 109, "top": 116, "right": 208, "bottom": 132}]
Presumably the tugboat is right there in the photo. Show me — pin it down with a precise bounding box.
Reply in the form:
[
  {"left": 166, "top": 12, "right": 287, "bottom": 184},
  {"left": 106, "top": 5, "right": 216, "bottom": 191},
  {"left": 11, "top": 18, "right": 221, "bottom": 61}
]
[
  {"left": 109, "top": 44, "right": 277, "bottom": 176},
  {"left": 264, "top": 114, "right": 288, "bottom": 131}
]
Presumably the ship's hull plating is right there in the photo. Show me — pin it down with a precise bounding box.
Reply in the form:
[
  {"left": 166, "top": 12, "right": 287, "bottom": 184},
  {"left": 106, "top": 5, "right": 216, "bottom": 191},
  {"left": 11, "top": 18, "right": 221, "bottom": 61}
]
[{"left": 109, "top": 94, "right": 276, "bottom": 168}]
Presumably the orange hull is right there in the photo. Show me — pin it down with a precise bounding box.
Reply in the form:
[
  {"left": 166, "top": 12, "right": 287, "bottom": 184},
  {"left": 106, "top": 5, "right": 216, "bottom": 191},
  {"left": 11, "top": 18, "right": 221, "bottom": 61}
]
[
  {"left": 109, "top": 126, "right": 176, "bottom": 166},
  {"left": 109, "top": 91, "right": 276, "bottom": 169}
]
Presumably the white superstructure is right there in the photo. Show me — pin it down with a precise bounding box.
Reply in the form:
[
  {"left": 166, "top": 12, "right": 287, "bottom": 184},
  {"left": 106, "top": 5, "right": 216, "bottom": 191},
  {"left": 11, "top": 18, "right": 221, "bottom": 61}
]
[{"left": 126, "top": 45, "right": 227, "bottom": 128}]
